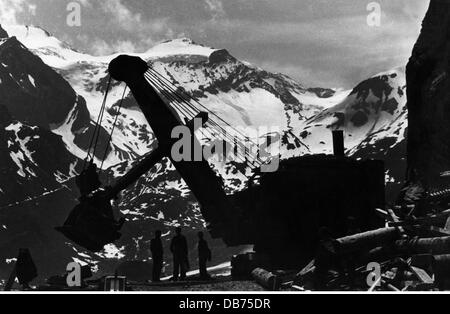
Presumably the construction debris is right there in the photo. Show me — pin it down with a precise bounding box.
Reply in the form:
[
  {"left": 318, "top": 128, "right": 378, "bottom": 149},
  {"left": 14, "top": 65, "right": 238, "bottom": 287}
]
[
  {"left": 251, "top": 268, "right": 280, "bottom": 291},
  {"left": 292, "top": 206, "right": 450, "bottom": 291}
]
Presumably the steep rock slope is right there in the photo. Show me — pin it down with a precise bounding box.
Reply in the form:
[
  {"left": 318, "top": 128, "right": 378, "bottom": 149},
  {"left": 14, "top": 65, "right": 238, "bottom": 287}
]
[
  {"left": 0, "top": 32, "right": 87, "bottom": 285},
  {"left": 404, "top": 0, "right": 450, "bottom": 202}
]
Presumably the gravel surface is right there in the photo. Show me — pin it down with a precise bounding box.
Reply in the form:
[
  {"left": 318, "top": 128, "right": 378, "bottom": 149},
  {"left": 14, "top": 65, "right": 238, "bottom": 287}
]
[{"left": 131, "top": 277, "right": 264, "bottom": 291}]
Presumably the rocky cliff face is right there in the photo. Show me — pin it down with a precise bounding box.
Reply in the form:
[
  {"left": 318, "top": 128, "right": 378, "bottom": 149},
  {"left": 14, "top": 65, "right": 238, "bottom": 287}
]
[
  {"left": 0, "top": 37, "right": 89, "bottom": 130},
  {"left": 0, "top": 25, "right": 8, "bottom": 39},
  {"left": 404, "top": 0, "right": 450, "bottom": 202}
]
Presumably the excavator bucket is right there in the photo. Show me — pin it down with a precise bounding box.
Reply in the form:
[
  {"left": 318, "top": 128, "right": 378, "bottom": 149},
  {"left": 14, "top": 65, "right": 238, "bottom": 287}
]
[{"left": 56, "top": 199, "right": 123, "bottom": 252}]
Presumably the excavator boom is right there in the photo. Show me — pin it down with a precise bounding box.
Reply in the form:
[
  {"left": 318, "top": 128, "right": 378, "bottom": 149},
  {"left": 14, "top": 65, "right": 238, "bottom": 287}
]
[
  {"left": 107, "top": 55, "right": 232, "bottom": 229},
  {"left": 58, "top": 55, "right": 234, "bottom": 252}
]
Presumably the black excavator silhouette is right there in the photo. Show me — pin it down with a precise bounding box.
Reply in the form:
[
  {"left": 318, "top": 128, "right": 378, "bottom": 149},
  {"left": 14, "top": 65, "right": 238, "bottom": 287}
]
[{"left": 57, "top": 55, "right": 385, "bottom": 269}]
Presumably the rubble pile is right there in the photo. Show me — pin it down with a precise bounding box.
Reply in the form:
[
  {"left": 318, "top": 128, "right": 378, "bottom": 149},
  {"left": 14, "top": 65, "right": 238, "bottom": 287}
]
[{"left": 293, "top": 207, "right": 450, "bottom": 291}]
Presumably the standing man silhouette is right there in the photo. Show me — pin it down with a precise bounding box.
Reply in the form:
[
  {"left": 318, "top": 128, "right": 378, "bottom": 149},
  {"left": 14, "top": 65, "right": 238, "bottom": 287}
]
[
  {"left": 170, "top": 227, "right": 188, "bottom": 281},
  {"left": 198, "top": 232, "right": 212, "bottom": 280},
  {"left": 150, "top": 230, "right": 163, "bottom": 282}
]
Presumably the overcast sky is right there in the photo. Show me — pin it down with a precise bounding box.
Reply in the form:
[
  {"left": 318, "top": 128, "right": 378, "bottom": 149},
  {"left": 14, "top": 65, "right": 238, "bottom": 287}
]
[{"left": 0, "top": 0, "right": 429, "bottom": 88}]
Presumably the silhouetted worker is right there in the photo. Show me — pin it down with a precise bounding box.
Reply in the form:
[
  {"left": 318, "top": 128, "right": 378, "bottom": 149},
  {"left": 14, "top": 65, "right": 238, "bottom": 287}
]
[
  {"left": 150, "top": 230, "right": 164, "bottom": 282},
  {"left": 314, "top": 227, "right": 339, "bottom": 291},
  {"left": 16, "top": 248, "right": 37, "bottom": 290},
  {"left": 344, "top": 217, "right": 361, "bottom": 284},
  {"left": 170, "top": 227, "right": 188, "bottom": 281},
  {"left": 198, "top": 232, "right": 212, "bottom": 280}
]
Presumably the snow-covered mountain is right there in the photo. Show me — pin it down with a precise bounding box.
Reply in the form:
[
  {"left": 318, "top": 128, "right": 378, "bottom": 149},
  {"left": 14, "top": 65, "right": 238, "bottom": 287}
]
[
  {"left": 0, "top": 33, "right": 86, "bottom": 205},
  {"left": 303, "top": 68, "right": 408, "bottom": 200},
  {"left": 4, "top": 25, "right": 345, "bottom": 169},
  {"left": 0, "top": 25, "right": 408, "bottom": 285}
]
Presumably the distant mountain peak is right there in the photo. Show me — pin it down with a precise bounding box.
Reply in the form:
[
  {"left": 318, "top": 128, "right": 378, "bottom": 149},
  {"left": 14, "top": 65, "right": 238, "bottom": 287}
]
[
  {"left": 4, "top": 24, "right": 79, "bottom": 51},
  {"left": 162, "top": 37, "right": 198, "bottom": 45},
  {"left": 145, "top": 37, "right": 218, "bottom": 59}
]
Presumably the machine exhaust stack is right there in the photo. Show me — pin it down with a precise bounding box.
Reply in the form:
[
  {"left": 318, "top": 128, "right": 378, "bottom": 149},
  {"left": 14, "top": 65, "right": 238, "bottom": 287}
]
[{"left": 333, "top": 130, "right": 345, "bottom": 157}]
